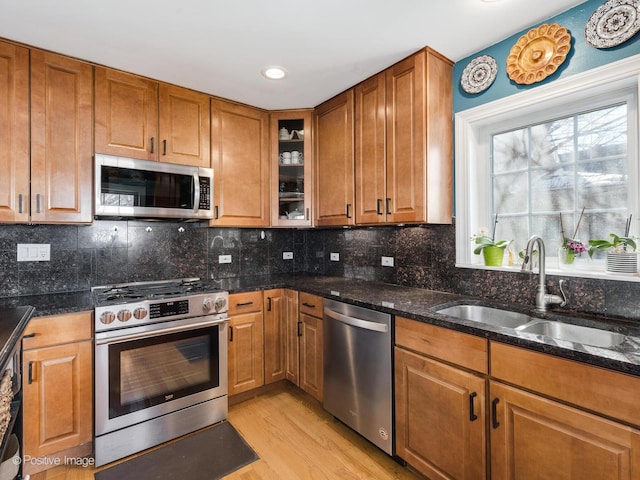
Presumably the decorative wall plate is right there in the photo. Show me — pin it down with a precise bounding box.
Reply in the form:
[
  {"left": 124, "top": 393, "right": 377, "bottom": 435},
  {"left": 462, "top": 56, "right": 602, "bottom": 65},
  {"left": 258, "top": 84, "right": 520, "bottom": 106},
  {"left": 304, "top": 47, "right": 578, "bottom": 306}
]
[
  {"left": 460, "top": 55, "right": 498, "bottom": 94},
  {"left": 506, "top": 23, "right": 572, "bottom": 85},
  {"left": 585, "top": 0, "right": 640, "bottom": 48}
]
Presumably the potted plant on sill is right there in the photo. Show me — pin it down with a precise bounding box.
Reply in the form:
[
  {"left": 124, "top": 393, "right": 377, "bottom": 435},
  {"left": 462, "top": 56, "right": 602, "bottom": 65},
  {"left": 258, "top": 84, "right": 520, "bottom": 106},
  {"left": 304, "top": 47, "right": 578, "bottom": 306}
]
[
  {"left": 472, "top": 214, "right": 512, "bottom": 267},
  {"left": 558, "top": 210, "right": 587, "bottom": 269},
  {"left": 588, "top": 221, "right": 637, "bottom": 274}
]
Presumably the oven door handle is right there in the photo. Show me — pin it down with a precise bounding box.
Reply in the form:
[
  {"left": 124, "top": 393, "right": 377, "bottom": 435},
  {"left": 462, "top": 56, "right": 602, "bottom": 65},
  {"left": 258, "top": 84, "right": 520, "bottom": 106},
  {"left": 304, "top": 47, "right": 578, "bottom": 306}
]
[{"left": 95, "top": 317, "right": 229, "bottom": 345}]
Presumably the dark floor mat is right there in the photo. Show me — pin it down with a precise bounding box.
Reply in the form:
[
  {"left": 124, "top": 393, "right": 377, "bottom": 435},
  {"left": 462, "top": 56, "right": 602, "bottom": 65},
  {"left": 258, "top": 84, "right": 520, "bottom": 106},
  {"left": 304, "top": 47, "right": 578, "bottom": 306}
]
[{"left": 94, "top": 421, "right": 258, "bottom": 480}]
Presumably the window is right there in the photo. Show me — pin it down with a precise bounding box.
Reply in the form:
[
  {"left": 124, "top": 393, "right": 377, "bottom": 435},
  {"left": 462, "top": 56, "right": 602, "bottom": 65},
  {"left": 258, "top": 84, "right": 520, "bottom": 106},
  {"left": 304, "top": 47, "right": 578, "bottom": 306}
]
[{"left": 455, "top": 56, "right": 640, "bottom": 280}]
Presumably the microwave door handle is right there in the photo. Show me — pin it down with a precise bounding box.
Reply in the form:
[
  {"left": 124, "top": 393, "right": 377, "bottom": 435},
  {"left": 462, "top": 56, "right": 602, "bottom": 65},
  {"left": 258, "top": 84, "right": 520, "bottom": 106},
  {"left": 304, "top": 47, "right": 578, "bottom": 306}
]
[{"left": 193, "top": 173, "right": 200, "bottom": 213}]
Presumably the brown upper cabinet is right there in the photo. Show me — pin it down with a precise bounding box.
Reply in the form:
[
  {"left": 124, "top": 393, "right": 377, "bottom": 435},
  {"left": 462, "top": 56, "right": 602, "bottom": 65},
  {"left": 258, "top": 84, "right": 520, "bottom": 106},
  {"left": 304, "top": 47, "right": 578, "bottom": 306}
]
[
  {"left": 210, "top": 98, "right": 270, "bottom": 227},
  {"left": 271, "top": 110, "right": 314, "bottom": 227},
  {"left": 0, "top": 41, "right": 29, "bottom": 223},
  {"left": 355, "top": 47, "right": 453, "bottom": 225},
  {"left": 31, "top": 50, "right": 93, "bottom": 224},
  {"left": 314, "top": 90, "right": 356, "bottom": 227},
  {"left": 95, "top": 67, "right": 210, "bottom": 168}
]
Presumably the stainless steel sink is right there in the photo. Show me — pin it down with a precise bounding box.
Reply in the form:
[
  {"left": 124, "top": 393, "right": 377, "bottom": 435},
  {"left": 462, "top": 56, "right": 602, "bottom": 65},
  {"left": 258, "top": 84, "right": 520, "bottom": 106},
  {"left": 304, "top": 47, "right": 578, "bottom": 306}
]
[
  {"left": 516, "top": 320, "right": 626, "bottom": 348},
  {"left": 436, "top": 305, "right": 534, "bottom": 329}
]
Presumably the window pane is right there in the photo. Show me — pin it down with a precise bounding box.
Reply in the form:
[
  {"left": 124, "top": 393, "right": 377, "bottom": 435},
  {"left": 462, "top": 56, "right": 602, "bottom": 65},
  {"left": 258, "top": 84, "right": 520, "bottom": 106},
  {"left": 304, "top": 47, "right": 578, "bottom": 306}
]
[
  {"left": 531, "top": 118, "right": 574, "bottom": 168},
  {"left": 493, "top": 130, "right": 528, "bottom": 173},
  {"left": 577, "top": 105, "right": 627, "bottom": 161},
  {"left": 578, "top": 159, "right": 627, "bottom": 209},
  {"left": 493, "top": 172, "right": 528, "bottom": 215},
  {"left": 531, "top": 166, "right": 574, "bottom": 212}
]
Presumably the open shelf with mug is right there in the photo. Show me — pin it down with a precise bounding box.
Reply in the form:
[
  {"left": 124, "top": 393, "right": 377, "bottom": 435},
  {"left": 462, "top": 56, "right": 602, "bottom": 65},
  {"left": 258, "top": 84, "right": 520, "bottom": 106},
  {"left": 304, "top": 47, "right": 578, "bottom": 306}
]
[{"left": 271, "top": 110, "right": 313, "bottom": 226}]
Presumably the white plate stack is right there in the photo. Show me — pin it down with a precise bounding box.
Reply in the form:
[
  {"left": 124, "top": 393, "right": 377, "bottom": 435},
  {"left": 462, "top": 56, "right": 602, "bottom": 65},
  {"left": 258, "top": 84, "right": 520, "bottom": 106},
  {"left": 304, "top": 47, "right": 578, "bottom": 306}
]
[{"left": 606, "top": 251, "right": 638, "bottom": 274}]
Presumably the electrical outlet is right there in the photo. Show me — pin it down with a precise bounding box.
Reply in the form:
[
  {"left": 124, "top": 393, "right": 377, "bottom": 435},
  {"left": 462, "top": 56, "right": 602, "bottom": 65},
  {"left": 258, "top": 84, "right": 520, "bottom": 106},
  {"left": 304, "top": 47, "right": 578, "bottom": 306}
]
[
  {"left": 283, "top": 251, "right": 293, "bottom": 260},
  {"left": 381, "top": 256, "right": 394, "bottom": 267},
  {"left": 330, "top": 252, "right": 340, "bottom": 261},
  {"left": 17, "top": 243, "right": 50, "bottom": 262},
  {"left": 218, "top": 254, "right": 232, "bottom": 264}
]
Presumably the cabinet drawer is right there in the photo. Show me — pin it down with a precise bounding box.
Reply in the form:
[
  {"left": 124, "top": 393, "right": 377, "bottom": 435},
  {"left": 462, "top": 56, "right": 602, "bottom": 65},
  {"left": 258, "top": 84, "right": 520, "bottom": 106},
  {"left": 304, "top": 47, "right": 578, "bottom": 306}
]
[
  {"left": 299, "top": 292, "right": 323, "bottom": 318},
  {"left": 228, "top": 291, "right": 263, "bottom": 316},
  {"left": 395, "top": 316, "right": 488, "bottom": 374},
  {"left": 491, "top": 341, "right": 640, "bottom": 428},
  {"left": 22, "top": 311, "right": 93, "bottom": 350}
]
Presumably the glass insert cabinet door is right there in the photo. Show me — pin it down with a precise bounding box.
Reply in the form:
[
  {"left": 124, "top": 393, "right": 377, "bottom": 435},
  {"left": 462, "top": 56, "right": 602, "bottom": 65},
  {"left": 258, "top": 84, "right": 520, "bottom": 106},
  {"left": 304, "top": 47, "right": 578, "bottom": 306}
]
[{"left": 271, "top": 110, "right": 313, "bottom": 226}]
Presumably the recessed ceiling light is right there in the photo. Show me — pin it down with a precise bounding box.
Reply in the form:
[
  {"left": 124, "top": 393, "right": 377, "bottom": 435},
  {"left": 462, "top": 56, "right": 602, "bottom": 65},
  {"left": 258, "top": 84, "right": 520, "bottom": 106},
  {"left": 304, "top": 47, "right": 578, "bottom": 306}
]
[{"left": 261, "top": 66, "right": 287, "bottom": 80}]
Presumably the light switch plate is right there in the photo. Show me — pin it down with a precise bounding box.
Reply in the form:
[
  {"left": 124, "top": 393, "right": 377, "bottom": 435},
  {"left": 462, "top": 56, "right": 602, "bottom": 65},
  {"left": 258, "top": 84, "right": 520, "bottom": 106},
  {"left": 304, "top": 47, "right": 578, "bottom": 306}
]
[
  {"left": 283, "top": 251, "right": 293, "bottom": 260},
  {"left": 218, "top": 254, "right": 232, "bottom": 264},
  {"left": 381, "top": 256, "right": 394, "bottom": 267},
  {"left": 17, "top": 243, "right": 50, "bottom": 262},
  {"left": 330, "top": 252, "right": 340, "bottom": 261}
]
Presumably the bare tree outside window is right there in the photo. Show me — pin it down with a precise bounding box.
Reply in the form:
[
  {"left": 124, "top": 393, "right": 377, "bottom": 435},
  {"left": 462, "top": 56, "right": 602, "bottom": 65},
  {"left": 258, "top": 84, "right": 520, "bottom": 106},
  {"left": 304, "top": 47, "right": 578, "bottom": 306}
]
[{"left": 491, "top": 103, "right": 628, "bottom": 257}]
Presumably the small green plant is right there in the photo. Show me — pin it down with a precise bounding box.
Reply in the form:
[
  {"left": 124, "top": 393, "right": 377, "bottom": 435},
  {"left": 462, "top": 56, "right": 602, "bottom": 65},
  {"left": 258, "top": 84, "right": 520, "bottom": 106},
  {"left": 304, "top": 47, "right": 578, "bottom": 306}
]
[
  {"left": 587, "top": 233, "right": 637, "bottom": 258},
  {"left": 471, "top": 214, "right": 512, "bottom": 255}
]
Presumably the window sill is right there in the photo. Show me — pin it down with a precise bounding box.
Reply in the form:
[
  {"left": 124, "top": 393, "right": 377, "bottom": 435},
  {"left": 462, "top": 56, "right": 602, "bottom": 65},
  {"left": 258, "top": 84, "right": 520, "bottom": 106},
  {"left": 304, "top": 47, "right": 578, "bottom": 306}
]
[{"left": 456, "top": 262, "right": 640, "bottom": 283}]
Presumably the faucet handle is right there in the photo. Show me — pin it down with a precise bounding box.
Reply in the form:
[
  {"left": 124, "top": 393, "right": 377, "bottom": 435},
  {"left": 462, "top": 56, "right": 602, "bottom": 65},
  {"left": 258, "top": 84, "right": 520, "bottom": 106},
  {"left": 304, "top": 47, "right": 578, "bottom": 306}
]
[{"left": 557, "top": 279, "right": 567, "bottom": 307}]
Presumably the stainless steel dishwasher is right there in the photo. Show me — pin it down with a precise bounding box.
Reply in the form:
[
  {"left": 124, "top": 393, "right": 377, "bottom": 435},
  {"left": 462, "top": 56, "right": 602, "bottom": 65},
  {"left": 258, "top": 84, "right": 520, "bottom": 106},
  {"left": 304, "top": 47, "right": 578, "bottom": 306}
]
[{"left": 323, "top": 298, "right": 393, "bottom": 455}]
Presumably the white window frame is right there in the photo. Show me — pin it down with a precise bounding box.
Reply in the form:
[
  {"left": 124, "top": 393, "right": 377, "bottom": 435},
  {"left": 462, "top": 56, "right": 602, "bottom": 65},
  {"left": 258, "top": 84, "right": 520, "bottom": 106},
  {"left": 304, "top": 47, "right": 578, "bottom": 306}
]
[{"left": 455, "top": 54, "right": 640, "bottom": 282}]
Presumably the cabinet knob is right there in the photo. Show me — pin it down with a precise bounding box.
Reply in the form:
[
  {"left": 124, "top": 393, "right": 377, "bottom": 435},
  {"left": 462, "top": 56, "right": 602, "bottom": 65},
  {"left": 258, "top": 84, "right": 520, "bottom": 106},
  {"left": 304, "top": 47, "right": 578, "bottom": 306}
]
[{"left": 150, "top": 137, "right": 155, "bottom": 154}]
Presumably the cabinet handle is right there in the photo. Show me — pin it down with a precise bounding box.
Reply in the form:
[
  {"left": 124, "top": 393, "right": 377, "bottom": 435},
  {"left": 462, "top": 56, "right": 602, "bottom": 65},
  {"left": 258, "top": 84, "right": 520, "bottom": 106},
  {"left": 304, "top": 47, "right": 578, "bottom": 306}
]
[
  {"left": 214, "top": 206, "right": 219, "bottom": 219},
  {"left": 162, "top": 139, "right": 167, "bottom": 156},
  {"left": 306, "top": 208, "right": 309, "bottom": 221},
  {"left": 267, "top": 297, "right": 272, "bottom": 312},
  {"left": 491, "top": 398, "right": 500, "bottom": 429},
  {"left": 28, "top": 361, "right": 34, "bottom": 384},
  {"left": 36, "top": 194, "right": 41, "bottom": 214},
  {"left": 469, "top": 392, "right": 478, "bottom": 421},
  {"left": 301, "top": 302, "right": 315, "bottom": 308},
  {"left": 229, "top": 326, "right": 233, "bottom": 342},
  {"left": 346, "top": 203, "right": 352, "bottom": 219},
  {"left": 385, "top": 198, "right": 391, "bottom": 215},
  {"left": 22, "top": 333, "right": 36, "bottom": 339},
  {"left": 236, "top": 301, "right": 254, "bottom": 307},
  {"left": 18, "top": 194, "right": 23, "bottom": 214},
  {"left": 150, "top": 137, "right": 155, "bottom": 154},
  {"left": 377, "top": 199, "right": 383, "bottom": 215},
  {"left": 297, "top": 321, "right": 302, "bottom": 337}
]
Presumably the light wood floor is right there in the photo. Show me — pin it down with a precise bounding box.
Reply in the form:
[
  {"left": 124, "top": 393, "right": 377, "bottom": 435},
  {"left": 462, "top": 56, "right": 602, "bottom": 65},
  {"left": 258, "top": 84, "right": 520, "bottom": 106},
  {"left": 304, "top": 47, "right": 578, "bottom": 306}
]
[{"left": 29, "top": 384, "right": 423, "bottom": 480}]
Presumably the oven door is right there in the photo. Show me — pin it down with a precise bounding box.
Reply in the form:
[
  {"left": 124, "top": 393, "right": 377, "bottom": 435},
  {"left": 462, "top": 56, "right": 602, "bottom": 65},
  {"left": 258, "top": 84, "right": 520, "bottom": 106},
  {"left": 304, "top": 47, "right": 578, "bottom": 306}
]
[{"left": 95, "top": 315, "right": 228, "bottom": 436}]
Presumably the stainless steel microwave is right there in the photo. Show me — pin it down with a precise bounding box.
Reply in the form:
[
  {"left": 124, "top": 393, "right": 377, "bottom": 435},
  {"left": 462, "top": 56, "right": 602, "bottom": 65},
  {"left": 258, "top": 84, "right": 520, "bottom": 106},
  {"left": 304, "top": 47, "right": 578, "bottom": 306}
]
[{"left": 95, "top": 154, "right": 213, "bottom": 220}]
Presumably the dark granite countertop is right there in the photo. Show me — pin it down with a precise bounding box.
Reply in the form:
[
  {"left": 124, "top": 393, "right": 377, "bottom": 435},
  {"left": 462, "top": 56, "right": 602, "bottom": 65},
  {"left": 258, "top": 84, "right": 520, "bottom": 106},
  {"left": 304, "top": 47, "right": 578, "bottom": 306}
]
[
  {"left": 0, "top": 306, "right": 34, "bottom": 369},
  {"left": 3, "top": 273, "right": 640, "bottom": 377}
]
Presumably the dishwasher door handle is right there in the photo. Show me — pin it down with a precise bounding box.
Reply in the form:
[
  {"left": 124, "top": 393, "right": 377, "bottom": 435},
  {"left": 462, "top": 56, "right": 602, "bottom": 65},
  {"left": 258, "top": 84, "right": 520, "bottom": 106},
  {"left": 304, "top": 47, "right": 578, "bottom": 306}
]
[{"left": 324, "top": 308, "right": 389, "bottom": 333}]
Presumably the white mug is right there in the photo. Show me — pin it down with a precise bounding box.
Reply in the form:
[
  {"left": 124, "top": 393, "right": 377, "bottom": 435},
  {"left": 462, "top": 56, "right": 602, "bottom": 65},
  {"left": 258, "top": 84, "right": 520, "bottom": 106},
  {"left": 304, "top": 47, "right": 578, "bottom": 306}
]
[
  {"left": 291, "top": 151, "right": 302, "bottom": 163},
  {"left": 280, "top": 152, "right": 291, "bottom": 164}
]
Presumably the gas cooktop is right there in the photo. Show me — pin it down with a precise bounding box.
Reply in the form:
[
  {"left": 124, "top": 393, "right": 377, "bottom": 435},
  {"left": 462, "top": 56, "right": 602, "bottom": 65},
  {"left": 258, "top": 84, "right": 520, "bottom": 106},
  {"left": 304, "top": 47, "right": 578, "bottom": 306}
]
[{"left": 92, "top": 278, "right": 220, "bottom": 306}]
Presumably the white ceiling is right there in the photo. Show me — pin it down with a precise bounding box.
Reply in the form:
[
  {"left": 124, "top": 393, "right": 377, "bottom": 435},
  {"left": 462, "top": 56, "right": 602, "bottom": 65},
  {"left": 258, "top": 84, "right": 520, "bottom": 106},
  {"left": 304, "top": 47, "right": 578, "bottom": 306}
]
[{"left": 0, "top": 0, "right": 587, "bottom": 110}]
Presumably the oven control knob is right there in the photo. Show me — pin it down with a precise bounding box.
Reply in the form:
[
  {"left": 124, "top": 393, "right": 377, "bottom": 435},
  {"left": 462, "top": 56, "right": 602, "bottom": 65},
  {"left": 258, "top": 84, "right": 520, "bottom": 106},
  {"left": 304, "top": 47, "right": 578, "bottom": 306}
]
[
  {"left": 117, "top": 309, "right": 132, "bottom": 322},
  {"left": 214, "top": 297, "right": 227, "bottom": 312},
  {"left": 133, "top": 307, "right": 148, "bottom": 320},
  {"left": 202, "top": 298, "right": 213, "bottom": 313},
  {"left": 100, "top": 311, "right": 116, "bottom": 325}
]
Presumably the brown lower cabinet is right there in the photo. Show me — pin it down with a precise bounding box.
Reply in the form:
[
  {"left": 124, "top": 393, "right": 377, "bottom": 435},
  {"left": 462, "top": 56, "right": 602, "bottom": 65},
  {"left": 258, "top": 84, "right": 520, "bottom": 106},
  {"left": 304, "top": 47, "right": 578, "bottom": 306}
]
[
  {"left": 263, "top": 288, "right": 286, "bottom": 384},
  {"left": 396, "top": 316, "right": 640, "bottom": 480},
  {"left": 22, "top": 311, "right": 93, "bottom": 476},
  {"left": 227, "top": 291, "right": 264, "bottom": 396},
  {"left": 286, "top": 291, "right": 323, "bottom": 401}
]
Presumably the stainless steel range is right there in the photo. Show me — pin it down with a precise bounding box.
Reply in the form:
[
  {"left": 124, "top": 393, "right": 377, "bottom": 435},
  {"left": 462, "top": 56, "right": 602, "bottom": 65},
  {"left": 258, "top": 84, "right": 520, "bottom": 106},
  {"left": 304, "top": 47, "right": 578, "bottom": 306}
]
[{"left": 92, "top": 278, "right": 229, "bottom": 467}]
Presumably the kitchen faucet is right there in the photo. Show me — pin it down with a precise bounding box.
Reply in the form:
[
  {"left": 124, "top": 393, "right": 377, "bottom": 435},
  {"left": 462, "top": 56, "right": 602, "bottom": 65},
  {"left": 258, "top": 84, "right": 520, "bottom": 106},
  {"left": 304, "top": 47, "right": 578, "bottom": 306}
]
[{"left": 521, "top": 235, "right": 567, "bottom": 312}]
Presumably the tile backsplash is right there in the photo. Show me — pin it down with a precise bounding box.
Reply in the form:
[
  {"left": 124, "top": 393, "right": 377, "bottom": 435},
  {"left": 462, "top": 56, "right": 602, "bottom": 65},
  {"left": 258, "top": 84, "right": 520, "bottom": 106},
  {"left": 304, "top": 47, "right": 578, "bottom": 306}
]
[{"left": 1, "top": 220, "right": 639, "bottom": 321}]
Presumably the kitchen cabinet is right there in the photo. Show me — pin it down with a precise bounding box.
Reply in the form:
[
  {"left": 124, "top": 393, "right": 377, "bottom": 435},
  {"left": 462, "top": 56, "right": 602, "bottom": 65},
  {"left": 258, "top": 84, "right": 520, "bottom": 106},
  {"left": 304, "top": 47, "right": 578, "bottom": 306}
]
[
  {"left": 284, "top": 289, "right": 300, "bottom": 384},
  {"left": 31, "top": 50, "right": 93, "bottom": 224},
  {"left": 228, "top": 291, "right": 264, "bottom": 395},
  {"left": 314, "top": 90, "right": 355, "bottom": 227},
  {"left": 395, "top": 316, "right": 487, "bottom": 480},
  {"left": 490, "top": 341, "right": 640, "bottom": 479},
  {"left": 210, "top": 98, "right": 270, "bottom": 227},
  {"left": 296, "top": 292, "right": 324, "bottom": 401},
  {"left": 490, "top": 381, "right": 640, "bottom": 480},
  {"left": 355, "top": 47, "right": 453, "bottom": 225},
  {"left": 271, "top": 110, "right": 313, "bottom": 227},
  {"left": 0, "top": 41, "right": 29, "bottom": 223},
  {"left": 263, "top": 288, "right": 286, "bottom": 384},
  {"left": 95, "top": 67, "right": 211, "bottom": 168},
  {"left": 22, "top": 311, "right": 93, "bottom": 475}
]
